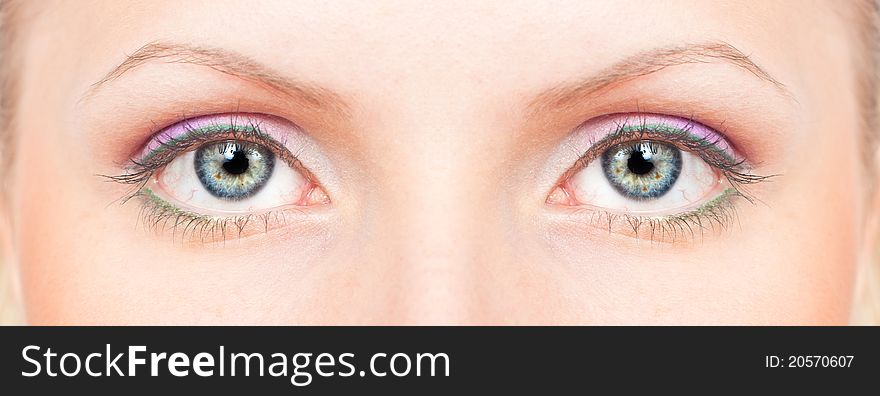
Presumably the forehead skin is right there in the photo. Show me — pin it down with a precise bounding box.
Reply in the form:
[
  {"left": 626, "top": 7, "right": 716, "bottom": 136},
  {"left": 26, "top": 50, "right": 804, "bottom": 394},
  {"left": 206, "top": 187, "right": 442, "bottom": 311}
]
[
  {"left": 11, "top": 0, "right": 862, "bottom": 324},
  {"left": 15, "top": 0, "right": 846, "bottom": 103}
]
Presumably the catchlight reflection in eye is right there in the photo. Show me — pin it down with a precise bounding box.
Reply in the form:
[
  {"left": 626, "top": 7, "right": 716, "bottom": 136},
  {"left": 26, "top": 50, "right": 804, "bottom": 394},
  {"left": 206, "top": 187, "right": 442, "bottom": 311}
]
[
  {"left": 194, "top": 140, "right": 276, "bottom": 200},
  {"left": 548, "top": 114, "right": 766, "bottom": 224},
  {"left": 104, "top": 113, "right": 332, "bottom": 242}
]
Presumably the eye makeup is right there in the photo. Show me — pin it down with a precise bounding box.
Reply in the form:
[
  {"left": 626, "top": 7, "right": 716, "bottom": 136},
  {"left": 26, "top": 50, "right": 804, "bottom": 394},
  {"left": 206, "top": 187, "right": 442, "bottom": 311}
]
[
  {"left": 105, "top": 113, "right": 330, "bottom": 242},
  {"left": 548, "top": 113, "right": 774, "bottom": 242},
  {"left": 135, "top": 114, "right": 302, "bottom": 162},
  {"left": 563, "top": 114, "right": 742, "bottom": 176}
]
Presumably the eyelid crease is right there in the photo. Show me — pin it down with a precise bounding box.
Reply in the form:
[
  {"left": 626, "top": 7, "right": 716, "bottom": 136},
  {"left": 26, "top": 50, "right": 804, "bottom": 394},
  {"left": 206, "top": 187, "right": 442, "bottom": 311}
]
[
  {"left": 553, "top": 187, "right": 743, "bottom": 244},
  {"left": 133, "top": 187, "right": 311, "bottom": 243}
]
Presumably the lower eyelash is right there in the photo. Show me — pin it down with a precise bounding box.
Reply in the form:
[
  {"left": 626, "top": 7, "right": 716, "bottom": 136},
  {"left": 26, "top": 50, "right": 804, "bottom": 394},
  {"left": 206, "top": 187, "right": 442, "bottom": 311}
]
[
  {"left": 558, "top": 115, "right": 777, "bottom": 241},
  {"left": 102, "top": 116, "right": 317, "bottom": 241},
  {"left": 571, "top": 188, "right": 742, "bottom": 243},
  {"left": 134, "top": 188, "right": 296, "bottom": 243}
]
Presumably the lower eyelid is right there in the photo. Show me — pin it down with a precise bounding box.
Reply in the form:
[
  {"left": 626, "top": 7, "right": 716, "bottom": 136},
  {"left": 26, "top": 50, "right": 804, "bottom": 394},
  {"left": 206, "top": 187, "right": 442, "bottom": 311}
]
[
  {"left": 563, "top": 165, "right": 731, "bottom": 214},
  {"left": 102, "top": 113, "right": 338, "bottom": 243},
  {"left": 544, "top": 113, "right": 764, "bottom": 242},
  {"left": 134, "top": 188, "right": 321, "bottom": 243},
  {"left": 548, "top": 188, "right": 742, "bottom": 243}
]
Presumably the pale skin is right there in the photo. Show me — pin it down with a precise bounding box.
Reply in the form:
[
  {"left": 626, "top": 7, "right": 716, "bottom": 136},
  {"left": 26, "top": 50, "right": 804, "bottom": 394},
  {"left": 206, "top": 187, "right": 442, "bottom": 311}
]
[{"left": 1, "top": 0, "right": 875, "bottom": 324}]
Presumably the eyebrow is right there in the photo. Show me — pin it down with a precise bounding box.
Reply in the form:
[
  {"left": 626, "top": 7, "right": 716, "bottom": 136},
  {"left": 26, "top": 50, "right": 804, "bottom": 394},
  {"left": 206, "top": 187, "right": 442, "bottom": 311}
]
[
  {"left": 84, "top": 42, "right": 350, "bottom": 114},
  {"left": 89, "top": 41, "right": 786, "bottom": 119},
  {"left": 529, "top": 42, "right": 793, "bottom": 113}
]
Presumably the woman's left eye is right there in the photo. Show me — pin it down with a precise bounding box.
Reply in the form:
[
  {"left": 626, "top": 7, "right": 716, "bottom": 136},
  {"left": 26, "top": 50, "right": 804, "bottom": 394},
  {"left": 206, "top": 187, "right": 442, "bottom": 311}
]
[
  {"left": 547, "top": 114, "right": 764, "bottom": 223},
  {"left": 549, "top": 138, "right": 721, "bottom": 214}
]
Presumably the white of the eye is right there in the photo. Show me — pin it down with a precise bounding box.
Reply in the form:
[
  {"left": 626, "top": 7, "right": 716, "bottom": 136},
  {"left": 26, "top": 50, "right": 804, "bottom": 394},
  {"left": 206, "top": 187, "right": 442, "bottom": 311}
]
[
  {"left": 155, "top": 150, "right": 309, "bottom": 214},
  {"left": 568, "top": 149, "right": 721, "bottom": 214}
]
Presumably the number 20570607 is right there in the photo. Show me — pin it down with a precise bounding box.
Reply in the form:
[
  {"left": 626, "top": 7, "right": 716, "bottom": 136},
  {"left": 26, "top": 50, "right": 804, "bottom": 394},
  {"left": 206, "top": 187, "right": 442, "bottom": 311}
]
[{"left": 765, "top": 355, "right": 853, "bottom": 368}]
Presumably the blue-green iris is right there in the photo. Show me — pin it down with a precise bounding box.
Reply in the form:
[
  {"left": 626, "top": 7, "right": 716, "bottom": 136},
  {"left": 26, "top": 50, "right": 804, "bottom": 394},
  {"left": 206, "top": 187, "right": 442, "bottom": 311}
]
[
  {"left": 194, "top": 141, "right": 274, "bottom": 200},
  {"left": 601, "top": 141, "right": 681, "bottom": 199}
]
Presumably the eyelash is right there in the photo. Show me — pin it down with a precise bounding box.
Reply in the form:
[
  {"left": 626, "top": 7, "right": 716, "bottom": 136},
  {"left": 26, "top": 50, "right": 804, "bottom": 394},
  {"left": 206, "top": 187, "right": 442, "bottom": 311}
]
[
  {"left": 557, "top": 116, "right": 775, "bottom": 242},
  {"left": 105, "top": 113, "right": 772, "bottom": 243},
  {"left": 103, "top": 117, "right": 313, "bottom": 242}
]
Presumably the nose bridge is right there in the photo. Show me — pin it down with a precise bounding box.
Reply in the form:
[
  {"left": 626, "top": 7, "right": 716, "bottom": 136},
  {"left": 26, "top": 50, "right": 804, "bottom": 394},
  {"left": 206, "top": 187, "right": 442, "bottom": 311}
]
[{"left": 368, "top": 109, "right": 494, "bottom": 323}]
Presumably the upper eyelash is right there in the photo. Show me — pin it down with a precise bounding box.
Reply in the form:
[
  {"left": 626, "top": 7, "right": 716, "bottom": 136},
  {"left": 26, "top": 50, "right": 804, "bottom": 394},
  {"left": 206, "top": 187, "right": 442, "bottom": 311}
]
[
  {"left": 103, "top": 117, "right": 304, "bottom": 203},
  {"left": 106, "top": 113, "right": 772, "bottom": 243},
  {"left": 101, "top": 117, "right": 315, "bottom": 242},
  {"left": 564, "top": 116, "right": 776, "bottom": 203},
  {"left": 551, "top": 115, "right": 778, "bottom": 243}
]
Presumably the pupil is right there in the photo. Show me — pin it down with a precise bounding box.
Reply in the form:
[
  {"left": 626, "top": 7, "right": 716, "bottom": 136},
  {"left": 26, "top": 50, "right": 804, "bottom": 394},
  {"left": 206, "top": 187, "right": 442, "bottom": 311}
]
[
  {"left": 627, "top": 148, "right": 654, "bottom": 175},
  {"left": 222, "top": 149, "right": 250, "bottom": 175}
]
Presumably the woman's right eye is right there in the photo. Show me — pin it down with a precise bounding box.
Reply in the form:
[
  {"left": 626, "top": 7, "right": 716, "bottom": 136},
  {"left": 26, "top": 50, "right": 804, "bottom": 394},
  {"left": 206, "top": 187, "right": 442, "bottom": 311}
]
[
  {"left": 109, "top": 113, "right": 329, "bottom": 238},
  {"left": 157, "top": 138, "right": 327, "bottom": 214}
]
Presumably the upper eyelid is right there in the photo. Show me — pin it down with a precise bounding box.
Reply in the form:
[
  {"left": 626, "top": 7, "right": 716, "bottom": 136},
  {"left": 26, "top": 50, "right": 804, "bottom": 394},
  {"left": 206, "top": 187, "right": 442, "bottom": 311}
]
[
  {"left": 563, "top": 114, "right": 744, "bottom": 174},
  {"left": 133, "top": 113, "right": 306, "bottom": 164},
  {"left": 142, "top": 117, "right": 324, "bottom": 189},
  {"left": 136, "top": 128, "right": 290, "bottom": 174},
  {"left": 590, "top": 126, "right": 736, "bottom": 165},
  {"left": 104, "top": 113, "right": 327, "bottom": 206},
  {"left": 138, "top": 118, "right": 277, "bottom": 162},
  {"left": 552, "top": 113, "right": 774, "bottom": 204},
  {"left": 108, "top": 113, "right": 313, "bottom": 182}
]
